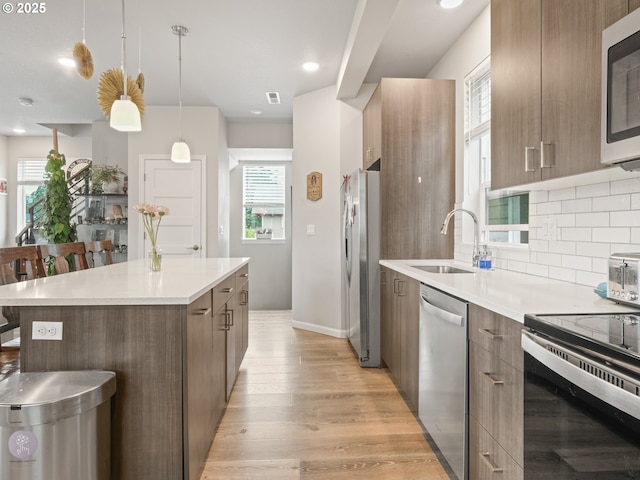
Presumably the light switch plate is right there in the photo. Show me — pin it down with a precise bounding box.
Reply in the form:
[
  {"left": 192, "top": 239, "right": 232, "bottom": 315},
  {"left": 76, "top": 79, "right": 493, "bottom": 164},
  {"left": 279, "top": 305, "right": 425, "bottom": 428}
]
[
  {"left": 32, "top": 321, "right": 63, "bottom": 340},
  {"left": 307, "top": 224, "right": 315, "bottom": 235}
]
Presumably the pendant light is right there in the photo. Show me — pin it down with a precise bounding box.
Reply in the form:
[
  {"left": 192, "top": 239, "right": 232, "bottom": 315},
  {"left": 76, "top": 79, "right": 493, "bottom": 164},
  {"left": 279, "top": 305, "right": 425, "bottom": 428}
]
[
  {"left": 171, "top": 25, "right": 190, "bottom": 163},
  {"left": 110, "top": 0, "right": 141, "bottom": 132}
]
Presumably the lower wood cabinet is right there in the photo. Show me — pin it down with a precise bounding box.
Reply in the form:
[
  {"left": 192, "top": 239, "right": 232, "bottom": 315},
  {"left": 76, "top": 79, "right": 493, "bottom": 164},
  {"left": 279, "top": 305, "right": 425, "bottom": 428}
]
[
  {"left": 380, "top": 267, "right": 419, "bottom": 412},
  {"left": 469, "top": 303, "right": 524, "bottom": 479},
  {"left": 469, "top": 417, "right": 524, "bottom": 480}
]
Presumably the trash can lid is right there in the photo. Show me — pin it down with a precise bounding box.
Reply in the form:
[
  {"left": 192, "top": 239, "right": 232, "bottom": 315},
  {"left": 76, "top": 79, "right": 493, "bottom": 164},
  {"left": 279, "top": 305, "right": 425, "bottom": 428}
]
[{"left": 0, "top": 371, "right": 116, "bottom": 427}]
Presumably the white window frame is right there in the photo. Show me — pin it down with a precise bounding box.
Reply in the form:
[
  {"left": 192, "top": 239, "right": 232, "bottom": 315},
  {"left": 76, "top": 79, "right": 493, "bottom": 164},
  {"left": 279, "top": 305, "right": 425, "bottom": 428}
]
[
  {"left": 464, "top": 57, "right": 529, "bottom": 246},
  {"left": 16, "top": 157, "right": 47, "bottom": 233},
  {"left": 242, "top": 163, "right": 286, "bottom": 242}
]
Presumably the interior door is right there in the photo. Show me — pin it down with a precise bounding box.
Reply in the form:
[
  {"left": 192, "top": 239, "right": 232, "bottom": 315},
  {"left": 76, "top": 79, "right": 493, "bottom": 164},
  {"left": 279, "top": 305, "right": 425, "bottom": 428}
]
[{"left": 141, "top": 156, "right": 206, "bottom": 258}]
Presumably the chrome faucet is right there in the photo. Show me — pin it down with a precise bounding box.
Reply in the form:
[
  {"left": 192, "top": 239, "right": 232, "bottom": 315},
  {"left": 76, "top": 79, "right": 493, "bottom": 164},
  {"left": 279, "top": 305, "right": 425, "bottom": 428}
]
[{"left": 440, "top": 208, "right": 481, "bottom": 268}]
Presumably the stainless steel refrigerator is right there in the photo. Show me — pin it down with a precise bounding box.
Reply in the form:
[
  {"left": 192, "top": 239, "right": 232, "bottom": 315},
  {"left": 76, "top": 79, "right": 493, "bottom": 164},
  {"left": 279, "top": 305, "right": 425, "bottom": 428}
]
[{"left": 342, "top": 169, "right": 381, "bottom": 367}]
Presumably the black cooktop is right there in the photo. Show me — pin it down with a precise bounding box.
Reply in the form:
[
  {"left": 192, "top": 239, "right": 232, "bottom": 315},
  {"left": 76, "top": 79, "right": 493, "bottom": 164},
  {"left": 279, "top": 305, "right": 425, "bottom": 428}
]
[{"left": 524, "top": 312, "right": 640, "bottom": 369}]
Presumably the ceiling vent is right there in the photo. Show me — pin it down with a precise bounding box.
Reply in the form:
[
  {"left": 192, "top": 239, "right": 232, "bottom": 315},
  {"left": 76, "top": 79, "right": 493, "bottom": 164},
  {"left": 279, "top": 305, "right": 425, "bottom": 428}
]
[{"left": 266, "top": 91, "right": 281, "bottom": 104}]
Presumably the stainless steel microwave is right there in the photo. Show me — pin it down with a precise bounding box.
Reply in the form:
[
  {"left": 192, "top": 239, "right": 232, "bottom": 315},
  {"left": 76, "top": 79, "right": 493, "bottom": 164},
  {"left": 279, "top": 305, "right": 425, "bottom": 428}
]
[{"left": 602, "top": 8, "right": 640, "bottom": 170}]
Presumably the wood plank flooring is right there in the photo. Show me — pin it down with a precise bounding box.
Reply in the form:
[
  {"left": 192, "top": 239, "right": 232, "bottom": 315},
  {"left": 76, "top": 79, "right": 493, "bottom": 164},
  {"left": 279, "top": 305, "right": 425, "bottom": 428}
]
[{"left": 201, "top": 311, "right": 450, "bottom": 480}]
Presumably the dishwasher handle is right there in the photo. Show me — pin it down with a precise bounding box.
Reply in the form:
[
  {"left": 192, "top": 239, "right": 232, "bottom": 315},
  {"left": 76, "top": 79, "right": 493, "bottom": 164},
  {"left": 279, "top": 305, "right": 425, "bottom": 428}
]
[{"left": 420, "top": 295, "right": 464, "bottom": 327}]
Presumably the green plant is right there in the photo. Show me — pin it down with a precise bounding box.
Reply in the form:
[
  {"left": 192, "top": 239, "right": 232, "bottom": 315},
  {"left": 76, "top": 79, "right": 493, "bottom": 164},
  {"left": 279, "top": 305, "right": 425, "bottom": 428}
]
[
  {"left": 89, "top": 164, "right": 125, "bottom": 193},
  {"left": 42, "top": 149, "right": 76, "bottom": 245}
]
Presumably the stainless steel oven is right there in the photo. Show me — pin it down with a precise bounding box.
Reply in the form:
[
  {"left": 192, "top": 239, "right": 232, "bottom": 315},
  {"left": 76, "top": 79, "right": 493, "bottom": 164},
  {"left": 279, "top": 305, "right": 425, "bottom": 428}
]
[{"left": 522, "top": 313, "right": 640, "bottom": 479}]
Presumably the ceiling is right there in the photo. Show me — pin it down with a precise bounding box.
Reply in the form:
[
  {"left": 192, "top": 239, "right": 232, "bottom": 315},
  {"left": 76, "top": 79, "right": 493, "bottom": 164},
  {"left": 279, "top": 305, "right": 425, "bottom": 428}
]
[{"left": 0, "top": 0, "right": 489, "bottom": 137}]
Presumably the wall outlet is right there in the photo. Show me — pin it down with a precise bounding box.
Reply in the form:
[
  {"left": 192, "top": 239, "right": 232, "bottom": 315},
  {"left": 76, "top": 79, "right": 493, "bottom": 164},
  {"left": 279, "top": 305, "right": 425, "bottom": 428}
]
[{"left": 32, "top": 321, "right": 63, "bottom": 340}]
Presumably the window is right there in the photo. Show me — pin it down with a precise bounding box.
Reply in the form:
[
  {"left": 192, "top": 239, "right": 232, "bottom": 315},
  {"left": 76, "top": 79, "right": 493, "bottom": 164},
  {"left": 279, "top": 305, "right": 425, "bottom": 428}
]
[
  {"left": 242, "top": 164, "right": 285, "bottom": 240},
  {"left": 17, "top": 158, "right": 47, "bottom": 232},
  {"left": 465, "top": 59, "right": 528, "bottom": 245}
]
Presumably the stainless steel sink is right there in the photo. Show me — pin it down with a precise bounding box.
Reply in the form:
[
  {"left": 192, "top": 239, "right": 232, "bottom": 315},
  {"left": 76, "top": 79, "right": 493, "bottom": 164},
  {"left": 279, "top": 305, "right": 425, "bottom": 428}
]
[{"left": 411, "top": 265, "right": 474, "bottom": 274}]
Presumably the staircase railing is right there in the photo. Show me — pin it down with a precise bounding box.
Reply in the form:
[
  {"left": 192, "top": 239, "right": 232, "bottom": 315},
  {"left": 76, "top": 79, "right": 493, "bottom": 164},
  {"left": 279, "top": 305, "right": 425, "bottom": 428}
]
[{"left": 15, "top": 164, "right": 92, "bottom": 246}]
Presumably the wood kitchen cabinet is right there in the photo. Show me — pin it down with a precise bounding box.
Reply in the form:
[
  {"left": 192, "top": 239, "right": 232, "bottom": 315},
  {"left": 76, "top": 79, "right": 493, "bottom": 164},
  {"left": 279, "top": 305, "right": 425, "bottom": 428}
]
[
  {"left": 491, "top": 0, "right": 627, "bottom": 190},
  {"left": 631, "top": 0, "right": 640, "bottom": 12},
  {"left": 468, "top": 304, "right": 524, "bottom": 479},
  {"left": 365, "top": 78, "right": 454, "bottom": 260},
  {"left": 380, "top": 268, "right": 419, "bottom": 412}
]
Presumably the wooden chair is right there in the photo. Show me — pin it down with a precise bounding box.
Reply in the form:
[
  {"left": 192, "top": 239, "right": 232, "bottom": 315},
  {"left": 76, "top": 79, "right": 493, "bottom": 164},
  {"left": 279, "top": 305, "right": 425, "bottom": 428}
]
[
  {"left": 84, "top": 240, "right": 114, "bottom": 267},
  {"left": 0, "top": 246, "right": 45, "bottom": 344},
  {"left": 37, "top": 242, "right": 90, "bottom": 276}
]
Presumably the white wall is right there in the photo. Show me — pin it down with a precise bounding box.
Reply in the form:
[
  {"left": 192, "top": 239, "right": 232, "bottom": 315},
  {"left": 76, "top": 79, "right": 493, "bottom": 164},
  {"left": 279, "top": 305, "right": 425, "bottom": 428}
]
[
  {"left": 0, "top": 135, "right": 8, "bottom": 247},
  {"left": 126, "top": 105, "right": 226, "bottom": 259},
  {"left": 227, "top": 122, "right": 293, "bottom": 148},
  {"left": 291, "top": 84, "right": 374, "bottom": 337},
  {"left": 292, "top": 86, "right": 343, "bottom": 336}
]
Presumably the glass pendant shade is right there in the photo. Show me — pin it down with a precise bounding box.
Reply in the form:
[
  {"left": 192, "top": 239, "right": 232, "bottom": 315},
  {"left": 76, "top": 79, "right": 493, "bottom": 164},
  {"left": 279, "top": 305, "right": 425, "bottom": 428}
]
[
  {"left": 171, "top": 141, "right": 191, "bottom": 163},
  {"left": 110, "top": 95, "right": 141, "bottom": 131}
]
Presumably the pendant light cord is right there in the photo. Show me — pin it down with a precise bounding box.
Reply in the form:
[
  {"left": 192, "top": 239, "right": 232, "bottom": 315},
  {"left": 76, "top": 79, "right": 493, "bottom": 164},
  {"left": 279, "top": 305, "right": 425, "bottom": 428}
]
[
  {"left": 82, "top": 0, "right": 86, "bottom": 44},
  {"left": 120, "top": 0, "right": 128, "bottom": 99},
  {"left": 178, "top": 29, "right": 183, "bottom": 141}
]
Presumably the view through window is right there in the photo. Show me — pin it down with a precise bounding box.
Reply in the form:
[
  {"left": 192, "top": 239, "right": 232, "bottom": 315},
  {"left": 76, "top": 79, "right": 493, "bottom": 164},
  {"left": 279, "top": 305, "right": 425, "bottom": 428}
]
[{"left": 242, "top": 164, "right": 286, "bottom": 240}]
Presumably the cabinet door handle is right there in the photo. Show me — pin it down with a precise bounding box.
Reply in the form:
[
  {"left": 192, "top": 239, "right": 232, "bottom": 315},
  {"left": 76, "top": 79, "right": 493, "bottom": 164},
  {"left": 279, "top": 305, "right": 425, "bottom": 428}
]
[
  {"left": 194, "top": 307, "right": 212, "bottom": 316},
  {"left": 221, "top": 287, "right": 234, "bottom": 294},
  {"left": 397, "top": 280, "right": 407, "bottom": 297},
  {"left": 381, "top": 269, "right": 387, "bottom": 285},
  {"left": 240, "top": 290, "right": 249, "bottom": 306},
  {"left": 541, "top": 140, "right": 555, "bottom": 169},
  {"left": 524, "top": 146, "right": 537, "bottom": 172},
  {"left": 228, "top": 308, "right": 235, "bottom": 326},
  {"left": 478, "top": 328, "right": 503, "bottom": 340},
  {"left": 482, "top": 372, "right": 505, "bottom": 386},
  {"left": 239, "top": 273, "right": 249, "bottom": 278},
  {"left": 222, "top": 312, "right": 230, "bottom": 331},
  {"left": 393, "top": 277, "right": 399, "bottom": 294},
  {"left": 480, "top": 452, "right": 504, "bottom": 473}
]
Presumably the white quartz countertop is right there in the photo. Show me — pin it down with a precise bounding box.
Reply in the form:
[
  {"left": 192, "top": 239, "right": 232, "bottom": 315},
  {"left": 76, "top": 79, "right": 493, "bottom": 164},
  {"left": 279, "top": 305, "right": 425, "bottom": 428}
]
[
  {"left": 380, "top": 259, "right": 635, "bottom": 323},
  {"left": 0, "top": 257, "right": 249, "bottom": 306}
]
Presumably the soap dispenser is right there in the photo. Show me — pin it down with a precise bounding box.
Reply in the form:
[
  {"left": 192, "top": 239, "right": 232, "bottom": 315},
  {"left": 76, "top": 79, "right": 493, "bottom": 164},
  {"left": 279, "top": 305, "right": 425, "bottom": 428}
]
[{"left": 479, "top": 245, "right": 492, "bottom": 270}]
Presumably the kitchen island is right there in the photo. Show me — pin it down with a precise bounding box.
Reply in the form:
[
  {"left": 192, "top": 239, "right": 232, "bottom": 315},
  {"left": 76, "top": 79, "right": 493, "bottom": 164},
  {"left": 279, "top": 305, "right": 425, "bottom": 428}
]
[{"left": 0, "top": 257, "right": 250, "bottom": 480}]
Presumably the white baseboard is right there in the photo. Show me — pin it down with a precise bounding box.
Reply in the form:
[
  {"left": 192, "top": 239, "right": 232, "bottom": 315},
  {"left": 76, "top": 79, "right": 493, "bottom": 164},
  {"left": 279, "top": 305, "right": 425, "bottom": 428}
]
[{"left": 291, "top": 320, "right": 347, "bottom": 339}]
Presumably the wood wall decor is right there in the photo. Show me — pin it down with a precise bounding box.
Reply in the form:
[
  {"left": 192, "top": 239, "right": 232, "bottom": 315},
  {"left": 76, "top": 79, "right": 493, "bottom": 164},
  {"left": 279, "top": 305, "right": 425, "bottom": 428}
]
[{"left": 306, "top": 171, "right": 322, "bottom": 201}]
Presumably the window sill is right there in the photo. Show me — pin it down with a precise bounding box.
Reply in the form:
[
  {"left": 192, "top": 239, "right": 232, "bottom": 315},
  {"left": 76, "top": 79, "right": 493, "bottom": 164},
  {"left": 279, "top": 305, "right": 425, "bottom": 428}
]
[{"left": 242, "top": 239, "right": 287, "bottom": 245}]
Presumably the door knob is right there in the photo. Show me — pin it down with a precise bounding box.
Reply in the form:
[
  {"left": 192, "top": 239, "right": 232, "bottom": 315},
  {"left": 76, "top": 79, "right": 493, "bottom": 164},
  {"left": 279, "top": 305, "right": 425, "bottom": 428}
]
[{"left": 187, "top": 245, "right": 200, "bottom": 251}]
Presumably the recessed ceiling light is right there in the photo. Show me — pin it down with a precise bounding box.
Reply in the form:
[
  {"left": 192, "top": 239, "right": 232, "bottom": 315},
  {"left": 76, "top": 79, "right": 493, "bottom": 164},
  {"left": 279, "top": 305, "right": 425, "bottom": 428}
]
[
  {"left": 58, "top": 57, "right": 76, "bottom": 67},
  {"left": 302, "top": 62, "right": 319, "bottom": 72},
  {"left": 250, "top": 109, "right": 263, "bottom": 115},
  {"left": 18, "top": 97, "right": 33, "bottom": 107},
  {"left": 13, "top": 128, "right": 26, "bottom": 134},
  {"left": 437, "top": 0, "right": 463, "bottom": 8}
]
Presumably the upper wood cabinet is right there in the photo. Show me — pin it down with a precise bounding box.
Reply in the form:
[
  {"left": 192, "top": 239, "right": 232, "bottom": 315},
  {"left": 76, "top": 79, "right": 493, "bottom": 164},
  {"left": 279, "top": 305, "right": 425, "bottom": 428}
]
[
  {"left": 491, "top": 0, "right": 628, "bottom": 190},
  {"left": 631, "top": 0, "right": 640, "bottom": 12},
  {"left": 368, "top": 78, "right": 455, "bottom": 260}
]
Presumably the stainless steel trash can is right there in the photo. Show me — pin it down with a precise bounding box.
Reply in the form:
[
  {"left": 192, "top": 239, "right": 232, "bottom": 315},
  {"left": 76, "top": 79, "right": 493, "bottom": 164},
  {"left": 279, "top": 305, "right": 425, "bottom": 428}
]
[{"left": 0, "top": 370, "right": 116, "bottom": 480}]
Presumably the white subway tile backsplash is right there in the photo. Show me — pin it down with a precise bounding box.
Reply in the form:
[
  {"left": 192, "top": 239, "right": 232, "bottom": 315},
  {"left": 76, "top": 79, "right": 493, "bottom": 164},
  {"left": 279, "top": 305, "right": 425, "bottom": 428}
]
[
  {"left": 592, "top": 228, "right": 630, "bottom": 243},
  {"left": 576, "top": 182, "right": 610, "bottom": 199},
  {"left": 576, "top": 241, "right": 610, "bottom": 258},
  {"left": 561, "top": 255, "right": 592, "bottom": 272},
  {"left": 548, "top": 241, "right": 576, "bottom": 255},
  {"left": 549, "top": 187, "right": 576, "bottom": 201},
  {"left": 611, "top": 177, "right": 640, "bottom": 195},
  {"left": 529, "top": 190, "right": 549, "bottom": 204},
  {"left": 456, "top": 177, "right": 640, "bottom": 289},
  {"left": 611, "top": 211, "right": 640, "bottom": 227},
  {"left": 560, "top": 227, "right": 592, "bottom": 242},
  {"left": 561, "top": 198, "right": 592, "bottom": 214},
  {"left": 575, "top": 212, "right": 609, "bottom": 227},
  {"left": 537, "top": 201, "right": 562, "bottom": 215},
  {"left": 592, "top": 194, "right": 631, "bottom": 212}
]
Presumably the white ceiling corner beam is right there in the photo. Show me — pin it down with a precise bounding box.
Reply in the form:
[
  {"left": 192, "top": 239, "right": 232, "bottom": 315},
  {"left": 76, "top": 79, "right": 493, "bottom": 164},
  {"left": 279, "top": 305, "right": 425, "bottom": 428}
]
[{"left": 336, "top": 0, "right": 401, "bottom": 100}]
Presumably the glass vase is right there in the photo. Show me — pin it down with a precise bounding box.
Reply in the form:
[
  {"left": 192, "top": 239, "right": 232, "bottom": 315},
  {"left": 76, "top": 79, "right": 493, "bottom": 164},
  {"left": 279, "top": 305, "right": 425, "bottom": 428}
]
[{"left": 148, "top": 247, "right": 162, "bottom": 272}]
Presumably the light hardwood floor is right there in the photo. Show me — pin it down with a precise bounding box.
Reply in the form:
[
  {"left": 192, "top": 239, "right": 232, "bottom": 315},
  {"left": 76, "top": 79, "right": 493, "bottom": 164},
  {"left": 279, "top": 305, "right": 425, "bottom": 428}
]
[{"left": 201, "top": 311, "right": 450, "bottom": 480}]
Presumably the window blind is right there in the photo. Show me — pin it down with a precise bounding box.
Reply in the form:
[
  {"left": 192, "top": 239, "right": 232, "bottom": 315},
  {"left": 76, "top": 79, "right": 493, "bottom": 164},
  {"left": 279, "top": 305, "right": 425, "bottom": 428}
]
[
  {"left": 17, "top": 158, "right": 47, "bottom": 182},
  {"left": 465, "top": 66, "right": 491, "bottom": 140},
  {"left": 243, "top": 165, "right": 285, "bottom": 206}
]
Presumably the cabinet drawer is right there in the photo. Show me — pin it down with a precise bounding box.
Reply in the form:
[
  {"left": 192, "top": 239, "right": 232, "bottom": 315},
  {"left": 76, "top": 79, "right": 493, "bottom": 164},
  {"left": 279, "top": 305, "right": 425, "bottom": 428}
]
[
  {"left": 469, "top": 304, "right": 524, "bottom": 371},
  {"left": 213, "top": 276, "right": 235, "bottom": 310},
  {"left": 235, "top": 264, "right": 249, "bottom": 290},
  {"left": 469, "top": 342, "right": 523, "bottom": 466},
  {"left": 188, "top": 289, "right": 212, "bottom": 315},
  {"left": 469, "top": 417, "right": 523, "bottom": 480}
]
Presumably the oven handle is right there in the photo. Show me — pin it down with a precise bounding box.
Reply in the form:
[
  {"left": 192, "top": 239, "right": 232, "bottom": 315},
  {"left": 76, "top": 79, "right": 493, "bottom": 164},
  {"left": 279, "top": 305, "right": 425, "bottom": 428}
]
[{"left": 521, "top": 330, "right": 640, "bottom": 420}]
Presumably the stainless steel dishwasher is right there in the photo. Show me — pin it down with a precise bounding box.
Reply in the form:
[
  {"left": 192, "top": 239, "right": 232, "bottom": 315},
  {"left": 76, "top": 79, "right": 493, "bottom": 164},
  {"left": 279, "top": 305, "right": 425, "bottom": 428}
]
[{"left": 418, "top": 283, "right": 468, "bottom": 480}]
